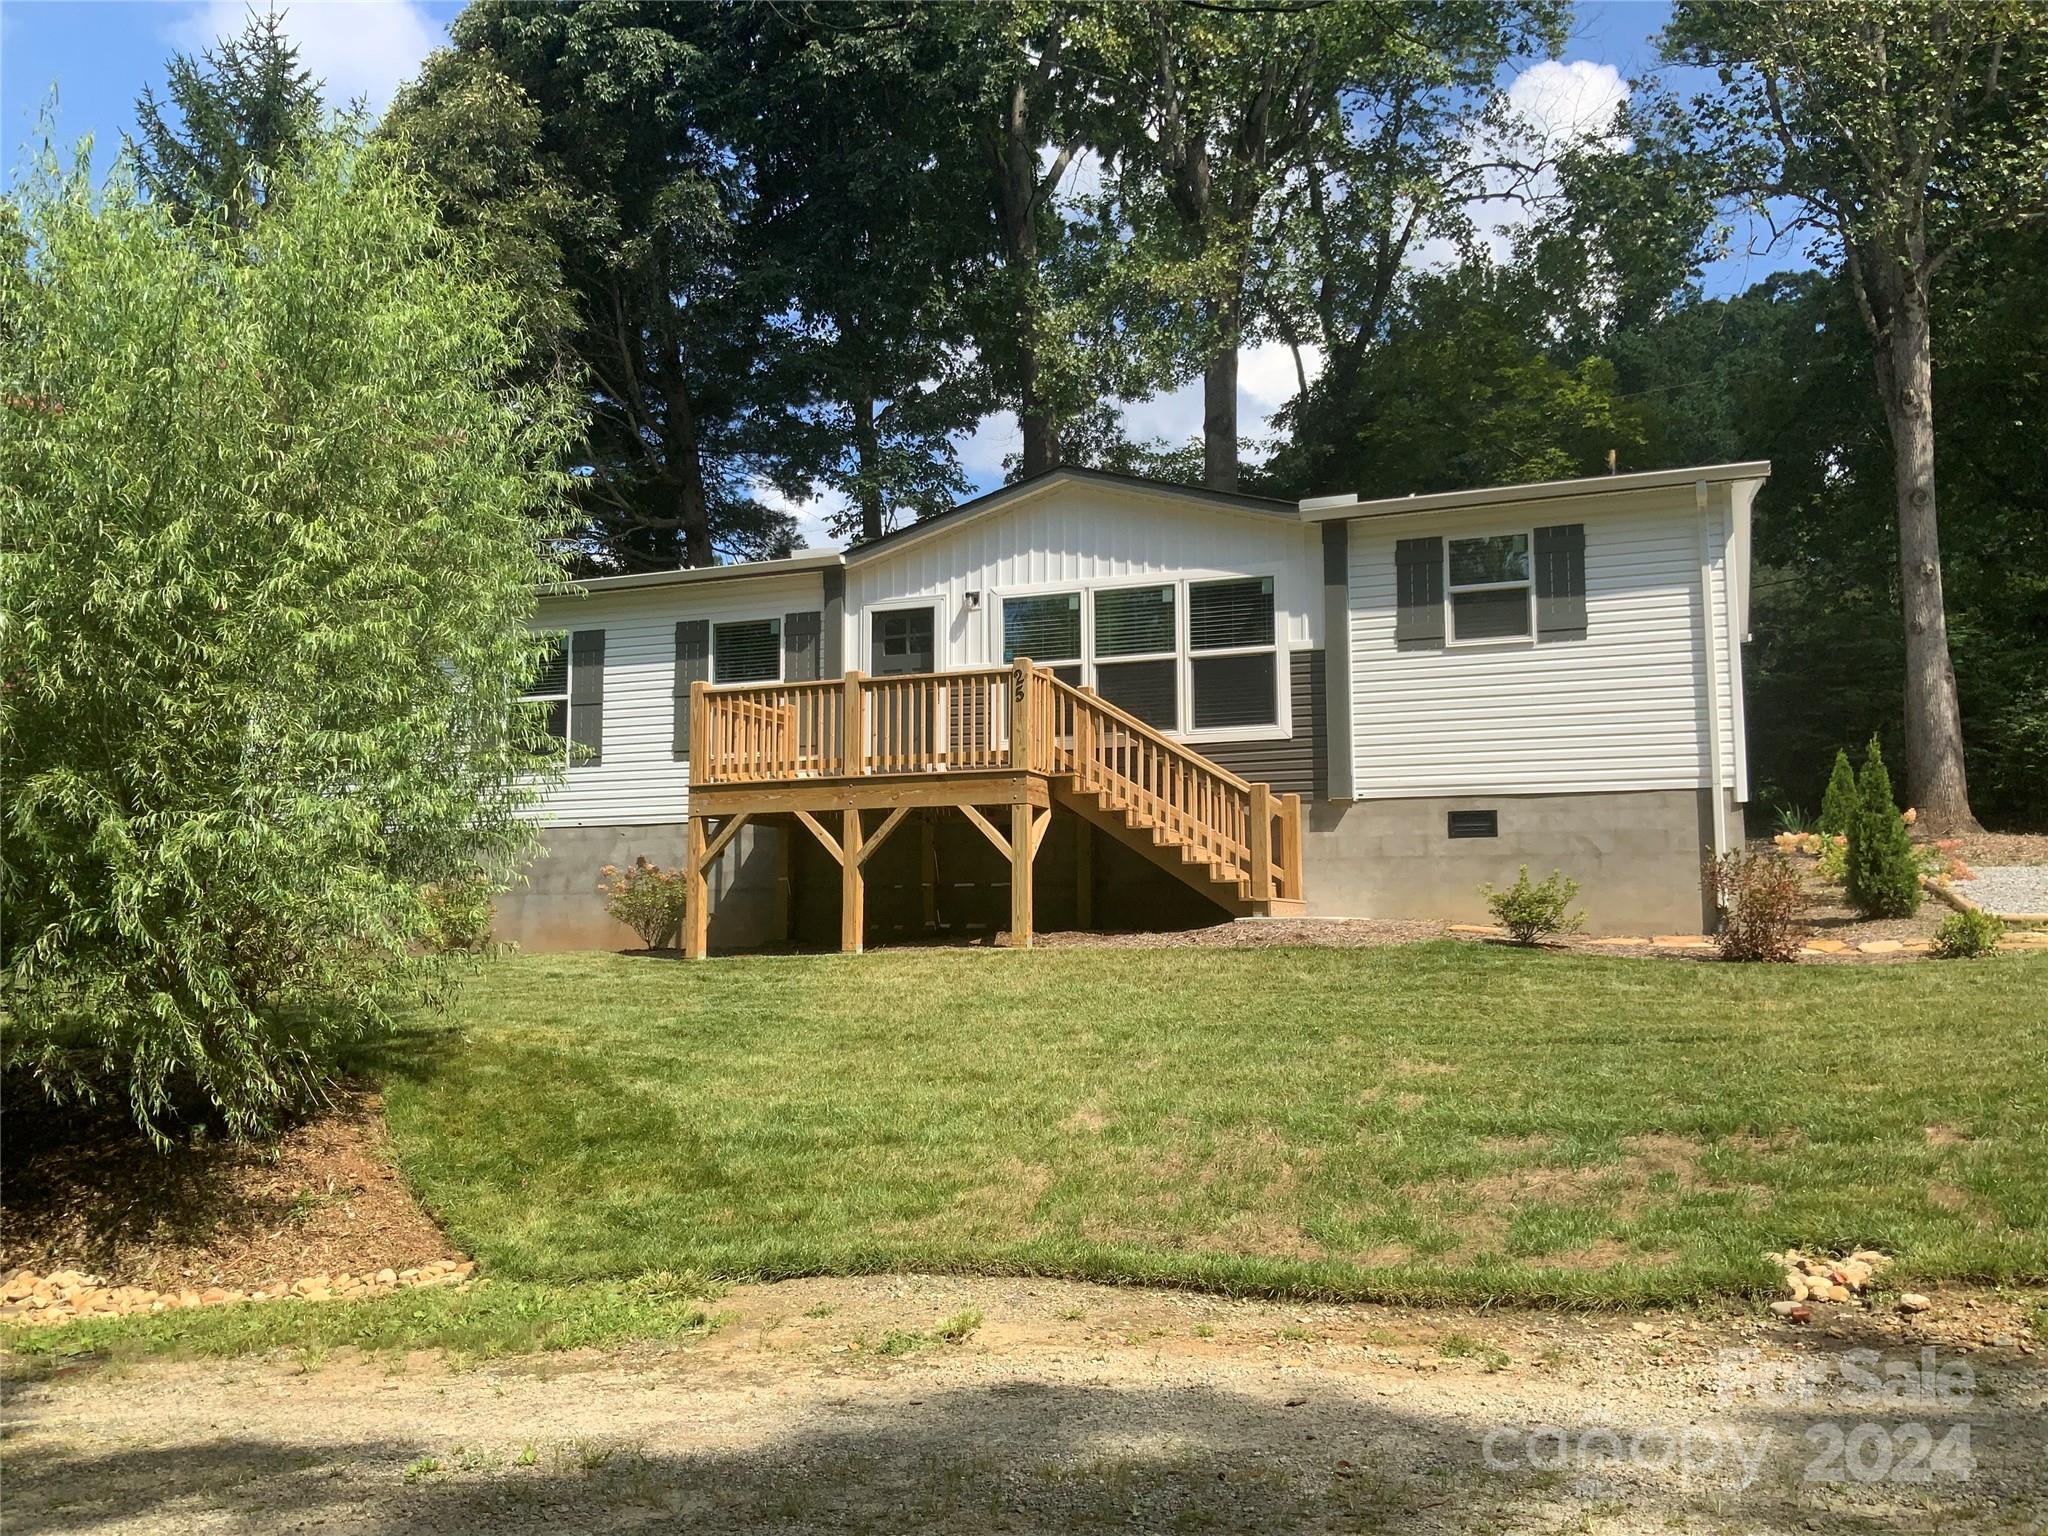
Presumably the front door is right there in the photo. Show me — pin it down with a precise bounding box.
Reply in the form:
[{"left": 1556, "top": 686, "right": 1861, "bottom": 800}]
[
  {"left": 870, "top": 607, "right": 936, "bottom": 676},
  {"left": 869, "top": 606, "right": 938, "bottom": 767}
]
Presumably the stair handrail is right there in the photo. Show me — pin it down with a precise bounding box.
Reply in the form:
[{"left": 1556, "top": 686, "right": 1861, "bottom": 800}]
[{"left": 1030, "top": 669, "right": 1254, "bottom": 791}]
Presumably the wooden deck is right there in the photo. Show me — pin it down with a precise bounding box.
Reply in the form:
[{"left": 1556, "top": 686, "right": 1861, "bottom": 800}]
[{"left": 683, "top": 661, "right": 1305, "bottom": 956}]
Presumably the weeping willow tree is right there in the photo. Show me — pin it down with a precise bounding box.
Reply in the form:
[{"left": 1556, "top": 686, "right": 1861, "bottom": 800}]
[{"left": 0, "top": 128, "right": 577, "bottom": 1142}]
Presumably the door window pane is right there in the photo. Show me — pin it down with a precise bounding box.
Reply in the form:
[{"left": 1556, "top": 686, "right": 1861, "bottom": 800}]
[{"left": 871, "top": 608, "right": 935, "bottom": 673}]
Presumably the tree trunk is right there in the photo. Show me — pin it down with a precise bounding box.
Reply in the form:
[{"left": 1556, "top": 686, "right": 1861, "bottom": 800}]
[
  {"left": 852, "top": 389, "right": 884, "bottom": 543},
  {"left": 1000, "top": 79, "right": 1059, "bottom": 480},
  {"left": 669, "top": 387, "right": 714, "bottom": 569},
  {"left": 1202, "top": 285, "right": 1241, "bottom": 492},
  {"left": 1875, "top": 284, "right": 1979, "bottom": 832}
]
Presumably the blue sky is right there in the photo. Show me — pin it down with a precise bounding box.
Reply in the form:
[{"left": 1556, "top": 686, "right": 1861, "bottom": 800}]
[{"left": 2, "top": 0, "right": 1795, "bottom": 540}]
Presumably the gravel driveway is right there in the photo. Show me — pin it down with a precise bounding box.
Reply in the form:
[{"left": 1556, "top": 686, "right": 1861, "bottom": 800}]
[
  {"left": 6, "top": 1274, "right": 2043, "bottom": 1534},
  {"left": 1956, "top": 865, "right": 2048, "bottom": 917}
]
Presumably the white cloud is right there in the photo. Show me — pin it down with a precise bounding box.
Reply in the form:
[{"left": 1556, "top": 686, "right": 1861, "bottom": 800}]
[
  {"left": 1507, "top": 58, "right": 1629, "bottom": 148},
  {"left": 169, "top": 0, "right": 445, "bottom": 117},
  {"left": 750, "top": 478, "right": 845, "bottom": 554},
  {"left": 953, "top": 409, "right": 1020, "bottom": 488}
]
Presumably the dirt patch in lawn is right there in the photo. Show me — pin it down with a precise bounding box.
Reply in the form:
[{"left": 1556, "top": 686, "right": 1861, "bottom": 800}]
[{"left": 0, "top": 1086, "right": 458, "bottom": 1291}]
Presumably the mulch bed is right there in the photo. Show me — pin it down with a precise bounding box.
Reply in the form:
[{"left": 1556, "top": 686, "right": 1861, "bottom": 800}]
[{"left": 0, "top": 1085, "right": 457, "bottom": 1292}]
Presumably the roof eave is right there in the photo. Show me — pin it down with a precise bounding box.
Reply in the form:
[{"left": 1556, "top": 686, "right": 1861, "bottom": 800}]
[{"left": 1296, "top": 461, "right": 1774, "bottom": 524}]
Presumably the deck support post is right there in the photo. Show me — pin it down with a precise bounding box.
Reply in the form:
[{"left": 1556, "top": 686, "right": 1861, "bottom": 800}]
[
  {"left": 684, "top": 815, "right": 710, "bottom": 959},
  {"left": 920, "top": 812, "right": 939, "bottom": 933},
  {"left": 775, "top": 815, "right": 793, "bottom": 943},
  {"left": 840, "top": 806, "right": 865, "bottom": 954},
  {"left": 1249, "top": 782, "right": 1274, "bottom": 904},
  {"left": 1075, "top": 820, "right": 1094, "bottom": 929},
  {"left": 1009, "top": 800, "right": 1034, "bottom": 948}
]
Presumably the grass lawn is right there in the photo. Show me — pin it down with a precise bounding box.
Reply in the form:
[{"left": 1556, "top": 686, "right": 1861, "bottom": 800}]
[{"left": 360, "top": 941, "right": 2046, "bottom": 1307}]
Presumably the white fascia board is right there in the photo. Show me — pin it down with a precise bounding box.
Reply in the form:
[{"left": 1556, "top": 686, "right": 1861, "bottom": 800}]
[{"left": 1295, "top": 462, "right": 1773, "bottom": 523}]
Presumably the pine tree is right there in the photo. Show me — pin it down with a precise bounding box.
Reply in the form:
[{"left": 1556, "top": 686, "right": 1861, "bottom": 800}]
[
  {"left": 1817, "top": 748, "right": 1860, "bottom": 837},
  {"left": 1845, "top": 735, "right": 1922, "bottom": 918},
  {"left": 131, "top": 4, "right": 321, "bottom": 225}
]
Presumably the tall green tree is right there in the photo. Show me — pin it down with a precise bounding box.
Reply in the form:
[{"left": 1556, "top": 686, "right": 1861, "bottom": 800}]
[
  {"left": 387, "top": 0, "right": 799, "bottom": 570},
  {"left": 0, "top": 130, "right": 575, "bottom": 1142},
  {"left": 131, "top": 3, "right": 322, "bottom": 224},
  {"left": 1659, "top": 0, "right": 2048, "bottom": 832},
  {"left": 718, "top": 2, "right": 987, "bottom": 543},
  {"left": 1104, "top": 0, "right": 1567, "bottom": 490}
]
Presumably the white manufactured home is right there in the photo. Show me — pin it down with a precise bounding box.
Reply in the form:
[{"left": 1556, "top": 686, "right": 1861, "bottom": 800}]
[{"left": 507, "top": 461, "right": 1767, "bottom": 951}]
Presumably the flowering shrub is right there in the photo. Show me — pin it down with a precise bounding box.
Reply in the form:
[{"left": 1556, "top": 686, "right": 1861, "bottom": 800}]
[
  {"left": 421, "top": 874, "right": 496, "bottom": 953},
  {"left": 1815, "top": 833, "right": 1849, "bottom": 884},
  {"left": 1480, "top": 867, "right": 1586, "bottom": 945},
  {"left": 598, "top": 857, "right": 688, "bottom": 949},
  {"left": 1705, "top": 850, "right": 1806, "bottom": 962},
  {"left": 1931, "top": 908, "right": 2004, "bottom": 959}
]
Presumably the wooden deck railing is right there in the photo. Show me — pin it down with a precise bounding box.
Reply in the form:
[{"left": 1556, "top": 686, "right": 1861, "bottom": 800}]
[{"left": 691, "top": 661, "right": 1303, "bottom": 900}]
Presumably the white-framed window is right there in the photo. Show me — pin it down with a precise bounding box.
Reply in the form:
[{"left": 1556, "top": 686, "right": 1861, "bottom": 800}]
[
  {"left": 712, "top": 617, "right": 782, "bottom": 684},
  {"left": 523, "top": 631, "right": 571, "bottom": 764},
  {"left": 1001, "top": 592, "right": 1083, "bottom": 686},
  {"left": 1446, "top": 531, "right": 1533, "bottom": 644},
  {"left": 1092, "top": 584, "right": 1180, "bottom": 731},
  {"left": 1187, "top": 575, "right": 1278, "bottom": 730}
]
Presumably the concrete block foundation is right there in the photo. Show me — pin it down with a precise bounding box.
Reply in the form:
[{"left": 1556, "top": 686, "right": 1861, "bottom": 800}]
[{"left": 1300, "top": 789, "right": 1733, "bottom": 936}]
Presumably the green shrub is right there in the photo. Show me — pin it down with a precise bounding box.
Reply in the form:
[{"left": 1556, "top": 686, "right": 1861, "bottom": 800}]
[
  {"left": 1844, "top": 736, "right": 1922, "bottom": 919},
  {"left": 422, "top": 875, "right": 498, "bottom": 954},
  {"left": 1480, "top": 867, "right": 1586, "bottom": 945},
  {"left": 1817, "top": 748, "right": 1861, "bottom": 837},
  {"left": 1704, "top": 850, "right": 1806, "bottom": 962},
  {"left": 0, "top": 130, "right": 574, "bottom": 1143},
  {"left": 1815, "top": 833, "right": 1850, "bottom": 885},
  {"left": 598, "top": 858, "right": 689, "bottom": 949},
  {"left": 1931, "top": 908, "right": 2005, "bottom": 959}
]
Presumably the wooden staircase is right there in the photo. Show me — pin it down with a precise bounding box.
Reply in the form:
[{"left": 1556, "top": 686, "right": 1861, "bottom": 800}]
[{"left": 1023, "top": 669, "right": 1305, "bottom": 919}]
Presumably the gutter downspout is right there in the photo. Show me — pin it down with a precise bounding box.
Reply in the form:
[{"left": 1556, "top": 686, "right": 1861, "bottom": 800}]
[{"left": 1696, "top": 479, "right": 1730, "bottom": 878}]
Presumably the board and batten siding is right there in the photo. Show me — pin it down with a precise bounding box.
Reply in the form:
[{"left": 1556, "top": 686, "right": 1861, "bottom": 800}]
[
  {"left": 845, "top": 483, "right": 1323, "bottom": 674},
  {"left": 525, "top": 571, "right": 826, "bottom": 827},
  {"left": 846, "top": 481, "right": 1322, "bottom": 756},
  {"left": 1346, "top": 486, "right": 1745, "bottom": 798}
]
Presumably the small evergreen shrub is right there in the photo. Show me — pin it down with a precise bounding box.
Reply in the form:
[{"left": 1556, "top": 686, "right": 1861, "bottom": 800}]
[
  {"left": 1480, "top": 867, "right": 1586, "bottom": 945},
  {"left": 1704, "top": 850, "right": 1806, "bottom": 962},
  {"left": 598, "top": 857, "right": 688, "bottom": 949},
  {"left": 1931, "top": 908, "right": 2004, "bottom": 959},
  {"left": 1817, "top": 749, "right": 1861, "bottom": 837},
  {"left": 1844, "top": 736, "right": 1922, "bottom": 919}
]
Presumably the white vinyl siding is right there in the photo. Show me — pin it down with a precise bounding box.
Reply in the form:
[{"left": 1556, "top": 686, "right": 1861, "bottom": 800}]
[
  {"left": 524, "top": 572, "right": 824, "bottom": 826},
  {"left": 845, "top": 481, "right": 1320, "bottom": 743},
  {"left": 1346, "top": 488, "right": 1743, "bottom": 797}
]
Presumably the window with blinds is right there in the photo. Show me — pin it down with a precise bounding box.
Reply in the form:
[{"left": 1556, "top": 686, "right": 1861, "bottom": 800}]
[
  {"left": 712, "top": 618, "right": 782, "bottom": 684},
  {"left": 523, "top": 633, "right": 570, "bottom": 757},
  {"left": 1093, "top": 585, "right": 1178, "bottom": 729},
  {"left": 1188, "top": 577, "right": 1277, "bottom": 730}
]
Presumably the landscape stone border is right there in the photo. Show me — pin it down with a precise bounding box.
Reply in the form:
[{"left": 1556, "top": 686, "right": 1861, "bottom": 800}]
[{"left": 0, "top": 1258, "right": 476, "bottom": 1328}]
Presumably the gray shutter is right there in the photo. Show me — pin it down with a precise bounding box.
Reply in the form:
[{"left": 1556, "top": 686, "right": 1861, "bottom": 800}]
[
  {"left": 1535, "top": 523, "right": 1587, "bottom": 641},
  {"left": 568, "top": 629, "right": 604, "bottom": 765},
  {"left": 673, "top": 619, "right": 709, "bottom": 758},
  {"left": 783, "top": 610, "right": 822, "bottom": 681},
  {"left": 1394, "top": 537, "right": 1445, "bottom": 651}
]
